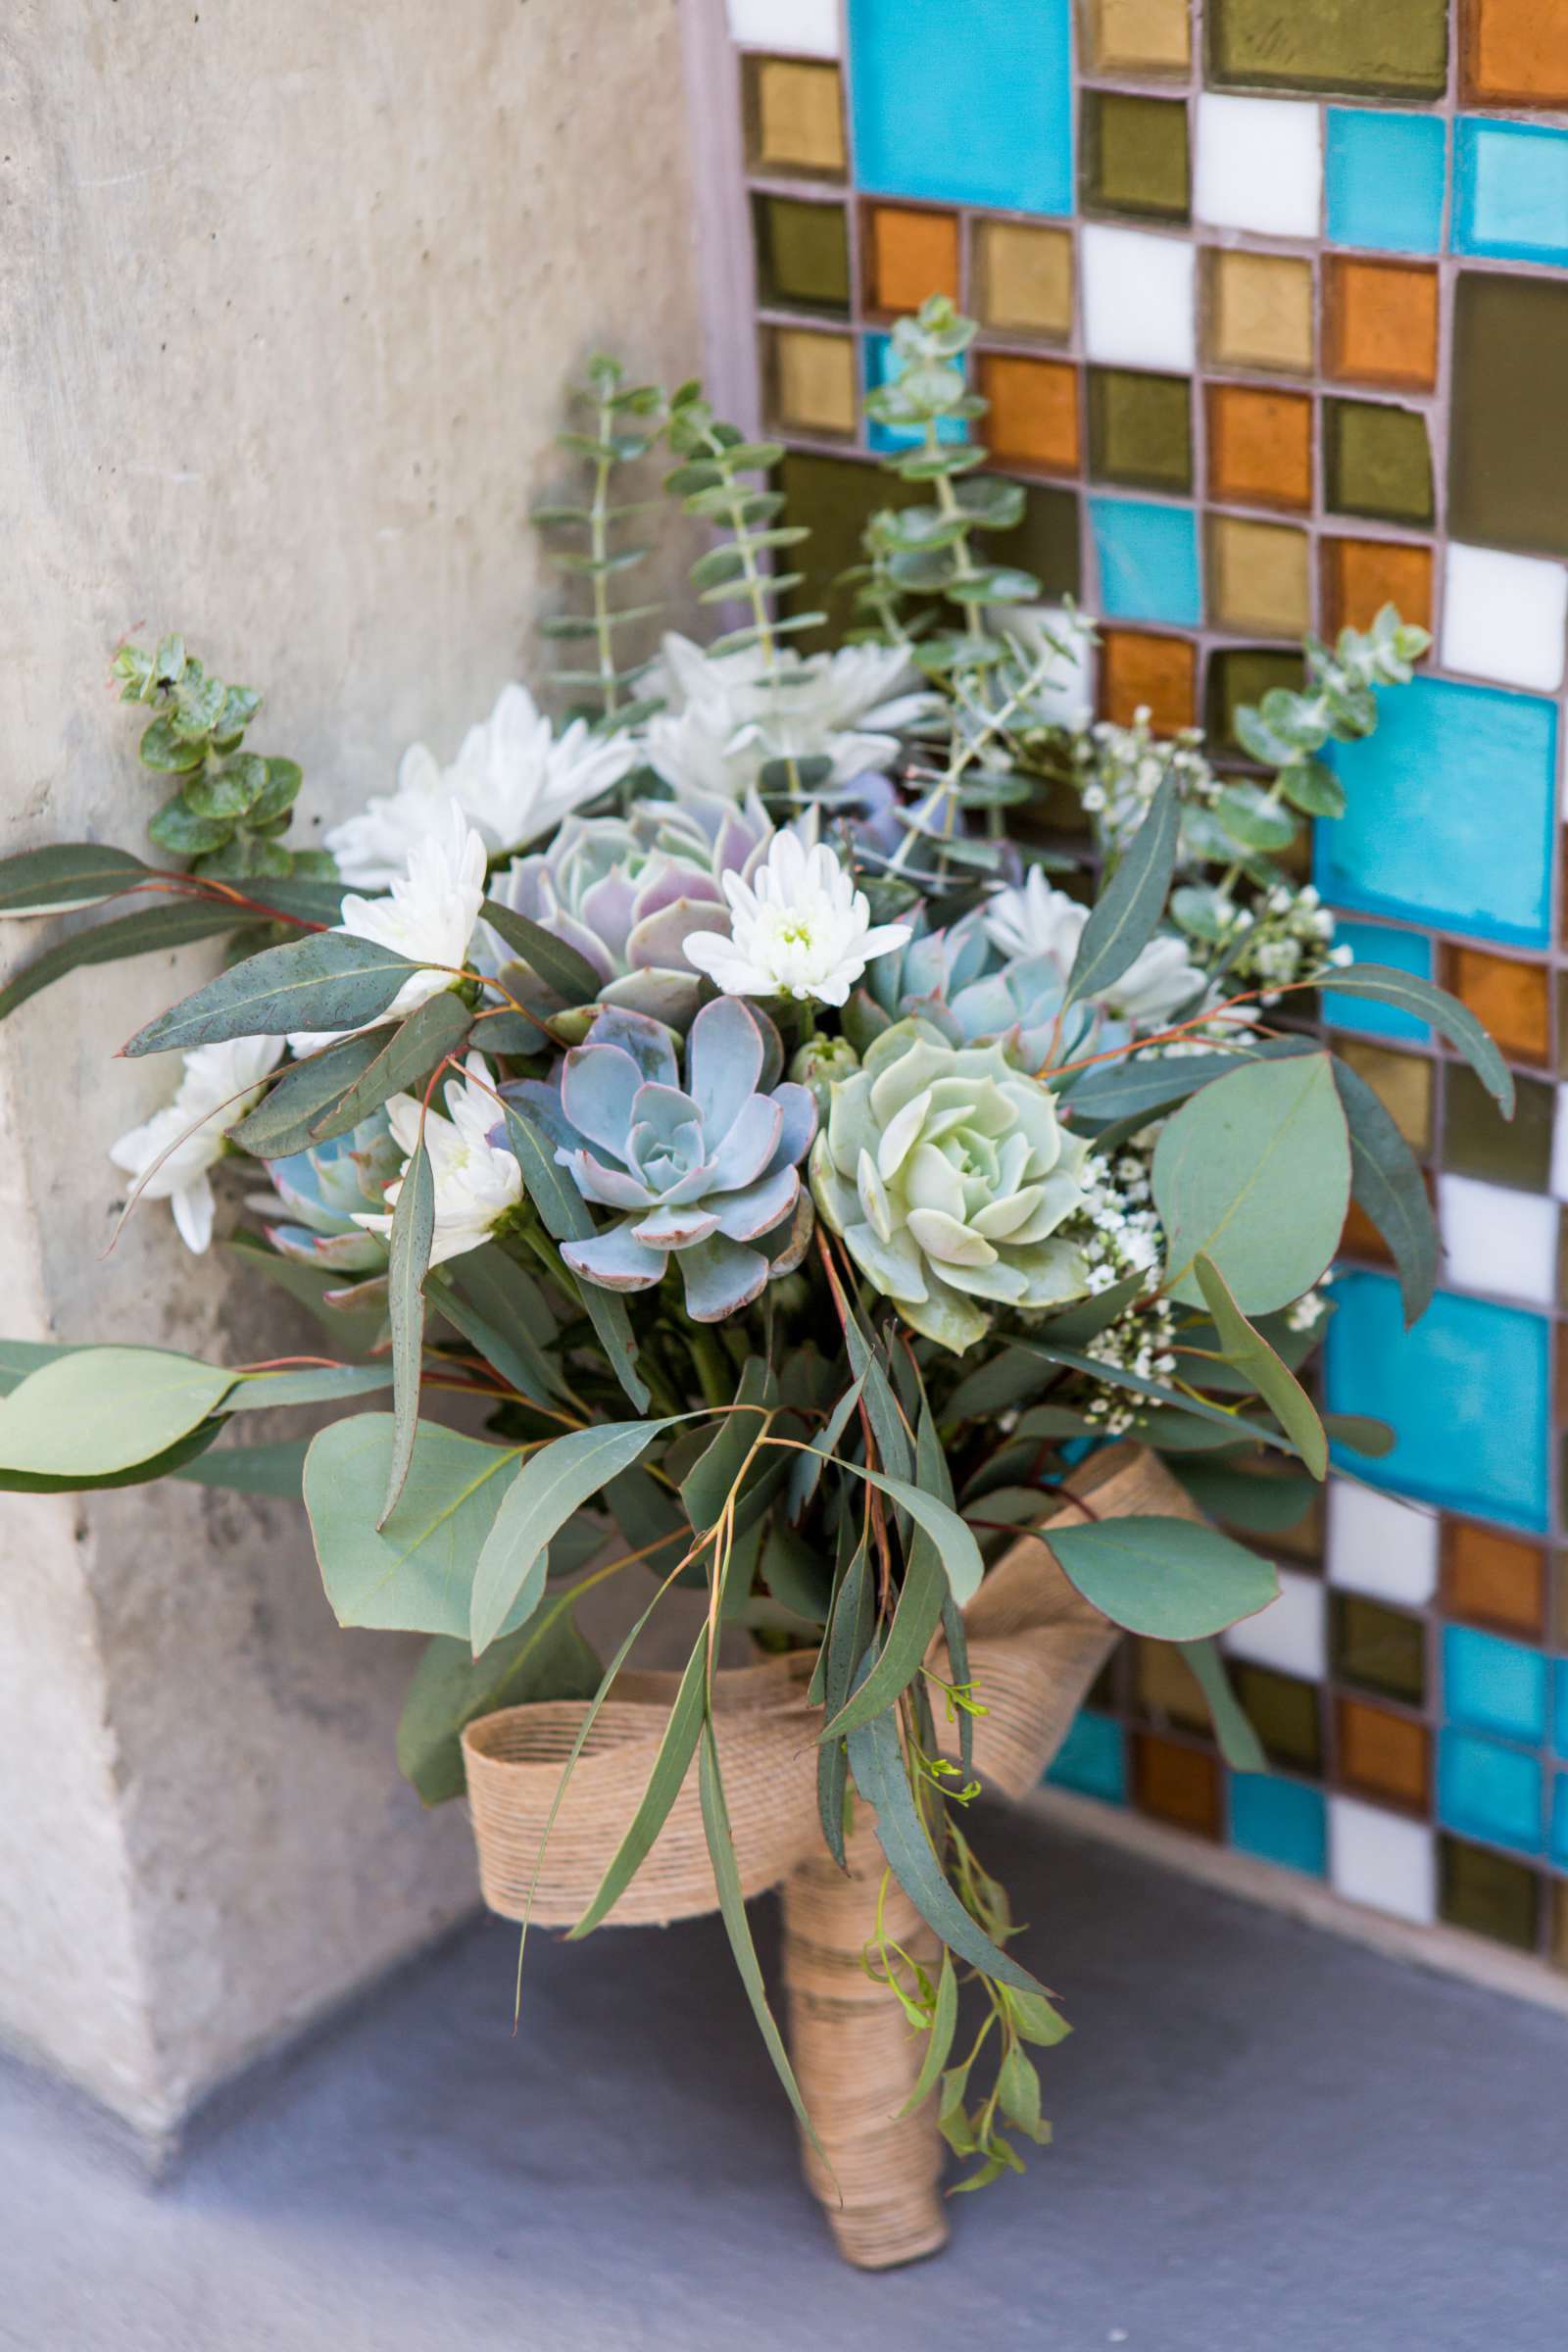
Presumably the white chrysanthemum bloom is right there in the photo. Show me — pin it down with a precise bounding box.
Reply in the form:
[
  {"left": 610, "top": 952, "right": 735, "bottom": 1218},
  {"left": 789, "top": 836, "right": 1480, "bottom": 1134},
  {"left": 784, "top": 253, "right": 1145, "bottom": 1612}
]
[
  {"left": 642, "top": 632, "right": 936, "bottom": 803},
  {"left": 683, "top": 828, "right": 912, "bottom": 1007},
  {"left": 982, "top": 868, "right": 1201, "bottom": 1027},
  {"left": 109, "top": 1035, "right": 283, "bottom": 1253},
  {"left": 326, "top": 684, "right": 634, "bottom": 888},
  {"left": 291, "top": 807, "right": 487, "bottom": 1054},
  {"left": 353, "top": 1052, "right": 522, "bottom": 1268}
]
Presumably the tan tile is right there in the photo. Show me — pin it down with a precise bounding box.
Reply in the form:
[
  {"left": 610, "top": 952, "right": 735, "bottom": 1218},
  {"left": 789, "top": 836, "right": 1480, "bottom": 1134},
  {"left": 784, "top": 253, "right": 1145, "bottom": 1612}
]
[
  {"left": 973, "top": 220, "right": 1073, "bottom": 341},
  {"left": 769, "top": 327, "right": 857, "bottom": 437},
  {"left": 1207, "top": 249, "right": 1315, "bottom": 375},
  {"left": 1209, "top": 514, "right": 1312, "bottom": 635}
]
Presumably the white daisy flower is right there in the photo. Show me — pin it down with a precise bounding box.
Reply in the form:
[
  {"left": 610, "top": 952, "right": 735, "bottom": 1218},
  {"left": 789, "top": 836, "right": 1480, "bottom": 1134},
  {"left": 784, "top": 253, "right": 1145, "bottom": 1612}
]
[
  {"left": 291, "top": 806, "right": 486, "bottom": 1054},
  {"left": 109, "top": 1035, "right": 283, "bottom": 1253},
  {"left": 683, "top": 829, "right": 911, "bottom": 1007},
  {"left": 353, "top": 1052, "right": 522, "bottom": 1268}
]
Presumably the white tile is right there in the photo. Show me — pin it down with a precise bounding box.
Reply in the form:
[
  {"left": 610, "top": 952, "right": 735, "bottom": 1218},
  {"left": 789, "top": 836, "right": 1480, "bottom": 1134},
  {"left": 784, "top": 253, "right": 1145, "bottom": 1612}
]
[
  {"left": 1326, "top": 1480, "right": 1439, "bottom": 1607},
  {"left": 1441, "top": 544, "right": 1568, "bottom": 693},
  {"left": 1552, "top": 1085, "right": 1568, "bottom": 1201},
  {"left": 1329, "top": 1796, "right": 1436, "bottom": 1925},
  {"left": 1195, "top": 95, "right": 1322, "bottom": 239},
  {"left": 1221, "top": 1566, "right": 1326, "bottom": 1680},
  {"left": 725, "top": 0, "right": 839, "bottom": 51},
  {"left": 1439, "top": 1172, "right": 1558, "bottom": 1306},
  {"left": 1081, "top": 224, "right": 1196, "bottom": 371}
]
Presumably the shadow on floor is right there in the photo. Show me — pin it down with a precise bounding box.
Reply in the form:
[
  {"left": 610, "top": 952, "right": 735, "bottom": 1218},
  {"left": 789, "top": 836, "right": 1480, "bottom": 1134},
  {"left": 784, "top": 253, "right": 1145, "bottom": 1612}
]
[{"left": 1, "top": 1809, "right": 1563, "bottom": 2350}]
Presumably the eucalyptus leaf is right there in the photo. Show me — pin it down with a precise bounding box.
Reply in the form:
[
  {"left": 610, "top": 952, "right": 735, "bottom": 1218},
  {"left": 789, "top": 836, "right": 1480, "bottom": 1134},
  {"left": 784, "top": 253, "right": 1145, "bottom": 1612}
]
[
  {"left": 303, "top": 1414, "right": 521, "bottom": 1635},
  {"left": 568, "top": 1631, "right": 709, "bottom": 1937},
  {"left": 223, "top": 1364, "right": 393, "bottom": 1412},
  {"left": 847, "top": 1703, "right": 1048, "bottom": 1998},
  {"left": 1311, "top": 964, "right": 1512, "bottom": 1114},
  {"left": 1170, "top": 1462, "right": 1317, "bottom": 1534},
  {"left": 227, "top": 1030, "right": 387, "bottom": 1154},
  {"left": 0, "top": 1348, "right": 237, "bottom": 1476},
  {"left": 1048, "top": 1516, "right": 1279, "bottom": 1640},
  {"left": 898, "top": 1950, "right": 958, "bottom": 2119},
  {"left": 307, "top": 991, "right": 473, "bottom": 1143},
  {"left": 1064, "top": 772, "right": 1179, "bottom": 1008},
  {"left": 172, "top": 1438, "right": 312, "bottom": 1495},
  {"left": 1178, "top": 1637, "right": 1267, "bottom": 1773},
  {"left": 699, "top": 1720, "right": 825, "bottom": 2161},
  {"left": 1332, "top": 1056, "right": 1438, "bottom": 1326},
  {"left": 124, "top": 931, "right": 422, "bottom": 1055},
  {"left": 0, "top": 842, "right": 152, "bottom": 917},
  {"left": 495, "top": 1096, "right": 649, "bottom": 1412},
  {"left": 1153, "top": 1051, "right": 1350, "bottom": 1312},
  {"left": 429, "top": 1273, "right": 564, "bottom": 1412},
  {"left": 467, "top": 1416, "right": 678, "bottom": 1656},
  {"left": 1194, "top": 1254, "right": 1328, "bottom": 1479},
  {"left": 481, "top": 899, "right": 602, "bottom": 1006},
  {"left": 0, "top": 899, "right": 259, "bottom": 1025},
  {"left": 380, "top": 1137, "right": 435, "bottom": 1528}
]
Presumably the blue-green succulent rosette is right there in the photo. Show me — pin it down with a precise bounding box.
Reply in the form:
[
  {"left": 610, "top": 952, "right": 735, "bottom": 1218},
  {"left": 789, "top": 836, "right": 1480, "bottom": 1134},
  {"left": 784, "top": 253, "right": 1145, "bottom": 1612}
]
[
  {"left": 808, "top": 1016, "right": 1095, "bottom": 1353},
  {"left": 506, "top": 997, "right": 817, "bottom": 1322}
]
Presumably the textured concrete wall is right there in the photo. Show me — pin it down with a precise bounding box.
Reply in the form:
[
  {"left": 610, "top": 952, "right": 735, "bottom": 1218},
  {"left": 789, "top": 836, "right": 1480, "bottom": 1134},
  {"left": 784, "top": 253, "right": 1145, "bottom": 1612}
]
[{"left": 0, "top": 0, "right": 700, "bottom": 2139}]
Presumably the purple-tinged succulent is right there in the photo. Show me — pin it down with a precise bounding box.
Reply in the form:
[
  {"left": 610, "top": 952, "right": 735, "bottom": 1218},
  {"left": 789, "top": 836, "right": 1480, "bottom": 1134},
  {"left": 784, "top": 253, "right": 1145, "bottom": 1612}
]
[
  {"left": 508, "top": 998, "right": 816, "bottom": 1322},
  {"left": 481, "top": 788, "right": 772, "bottom": 1028},
  {"left": 255, "top": 1116, "right": 401, "bottom": 1277}
]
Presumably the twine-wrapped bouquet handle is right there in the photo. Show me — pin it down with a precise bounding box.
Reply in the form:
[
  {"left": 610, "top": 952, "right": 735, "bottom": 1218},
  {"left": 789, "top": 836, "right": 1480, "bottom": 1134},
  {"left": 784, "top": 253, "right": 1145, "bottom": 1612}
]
[{"left": 462, "top": 1443, "right": 1206, "bottom": 2268}]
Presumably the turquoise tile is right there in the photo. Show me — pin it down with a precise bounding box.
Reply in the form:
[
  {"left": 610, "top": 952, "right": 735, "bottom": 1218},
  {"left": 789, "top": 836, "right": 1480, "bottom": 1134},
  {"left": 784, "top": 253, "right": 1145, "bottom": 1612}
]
[
  {"left": 1229, "top": 1774, "right": 1327, "bottom": 1876},
  {"left": 1048, "top": 1708, "right": 1127, "bottom": 1802},
  {"left": 1315, "top": 677, "right": 1556, "bottom": 951},
  {"left": 1554, "top": 1661, "right": 1568, "bottom": 1762},
  {"left": 848, "top": 0, "right": 1073, "bottom": 217},
  {"left": 1325, "top": 1271, "right": 1550, "bottom": 1534},
  {"left": 863, "top": 332, "right": 969, "bottom": 453},
  {"left": 1319, "top": 920, "right": 1432, "bottom": 1043},
  {"left": 1438, "top": 1730, "right": 1544, "bottom": 1857},
  {"left": 1552, "top": 1775, "right": 1568, "bottom": 1871},
  {"left": 1089, "top": 496, "right": 1201, "bottom": 626},
  {"left": 1444, "top": 1626, "right": 1548, "bottom": 1746},
  {"left": 1454, "top": 120, "right": 1568, "bottom": 270},
  {"left": 1327, "top": 111, "right": 1446, "bottom": 256}
]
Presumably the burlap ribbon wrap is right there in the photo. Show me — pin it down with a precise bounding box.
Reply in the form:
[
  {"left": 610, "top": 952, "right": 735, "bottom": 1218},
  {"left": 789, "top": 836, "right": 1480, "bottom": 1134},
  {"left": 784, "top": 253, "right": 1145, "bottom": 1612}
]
[{"left": 462, "top": 1441, "right": 1204, "bottom": 2268}]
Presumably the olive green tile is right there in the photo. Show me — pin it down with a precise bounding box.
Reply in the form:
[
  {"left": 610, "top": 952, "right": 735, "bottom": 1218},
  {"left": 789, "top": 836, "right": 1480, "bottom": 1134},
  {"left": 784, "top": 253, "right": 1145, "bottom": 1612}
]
[
  {"left": 1082, "top": 90, "right": 1190, "bottom": 223},
  {"left": 1205, "top": 648, "right": 1306, "bottom": 755},
  {"left": 1088, "top": 368, "right": 1192, "bottom": 494},
  {"left": 1324, "top": 399, "right": 1433, "bottom": 527},
  {"left": 1231, "top": 1663, "right": 1323, "bottom": 1775},
  {"left": 1442, "top": 1066, "right": 1554, "bottom": 1191},
  {"left": 1439, "top": 1835, "right": 1541, "bottom": 1952},
  {"left": 1332, "top": 1592, "right": 1427, "bottom": 1705},
  {"left": 1011, "top": 482, "right": 1083, "bottom": 600},
  {"left": 1207, "top": 0, "right": 1447, "bottom": 96},
  {"left": 1451, "top": 271, "right": 1568, "bottom": 561},
  {"left": 751, "top": 193, "right": 851, "bottom": 316},
  {"left": 775, "top": 451, "right": 921, "bottom": 651}
]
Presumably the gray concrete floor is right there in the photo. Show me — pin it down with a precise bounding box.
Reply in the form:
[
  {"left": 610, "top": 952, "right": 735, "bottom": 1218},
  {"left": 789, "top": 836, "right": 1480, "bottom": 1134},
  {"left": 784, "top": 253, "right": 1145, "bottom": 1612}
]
[{"left": 2, "top": 1811, "right": 1564, "bottom": 2351}]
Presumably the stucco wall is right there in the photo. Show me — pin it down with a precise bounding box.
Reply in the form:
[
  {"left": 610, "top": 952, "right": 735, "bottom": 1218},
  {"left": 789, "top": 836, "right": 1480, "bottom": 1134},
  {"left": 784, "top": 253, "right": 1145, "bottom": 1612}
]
[{"left": 0, "top": 0, "right": 701, "bottom": 2139}]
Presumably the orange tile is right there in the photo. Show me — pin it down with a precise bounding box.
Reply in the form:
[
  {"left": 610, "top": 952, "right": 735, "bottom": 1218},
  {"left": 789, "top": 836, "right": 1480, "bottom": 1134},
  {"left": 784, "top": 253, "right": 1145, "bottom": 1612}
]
[
  {"left": 1134, "top": 1734, "right": 1220, "bottom": 1837},
  {"left": 1326, "top": 258, "right": 1440, "bottom": 393},
  {"left": 1323, "top": 537, "right": 1434, "bottom": 636},
  {"left": 1207, "top": 383, "right": 1312, "bottom": 512},
  {"left": 1337, "top": 1698, "right": 1431, "bottom": 1811},
  {"left": 1464, "top": 0, "right": 1568, "bottom": 104},
  {"left": 1446, "top": 946, "right": 1551, "bottom": 1066},
  {"left": 1101, "top": 629, "right": 1197, "bottom": 733},
  {"left": 978, "top": 352, "right": 1080, "bottom": 473},
  {"left": 1444, "top": 1520, "right": 1547, "bottom": 1639},
  {"left": 865, "top": 203, "right": 959, "bottom": 316}
]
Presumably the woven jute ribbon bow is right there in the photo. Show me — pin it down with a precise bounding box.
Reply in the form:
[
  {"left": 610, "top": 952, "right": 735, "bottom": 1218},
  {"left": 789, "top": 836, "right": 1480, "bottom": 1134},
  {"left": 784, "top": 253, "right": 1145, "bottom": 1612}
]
[{"left": 462, "top": 1442, "right": 1204, "bottom": 2269}]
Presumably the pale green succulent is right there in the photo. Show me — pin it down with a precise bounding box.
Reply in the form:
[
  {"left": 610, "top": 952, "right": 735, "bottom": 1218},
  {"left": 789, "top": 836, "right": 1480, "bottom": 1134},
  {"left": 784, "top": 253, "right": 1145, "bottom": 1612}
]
[{"left": 808, "top": 1018, "right": 1093, "bottom": 1352}]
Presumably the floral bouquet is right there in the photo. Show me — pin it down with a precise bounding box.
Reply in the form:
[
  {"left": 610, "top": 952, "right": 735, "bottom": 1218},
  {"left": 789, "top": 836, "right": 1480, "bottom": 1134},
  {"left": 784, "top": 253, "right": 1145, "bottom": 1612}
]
[{"left": 0, "top": 302, "right": 1509, "bottom": 2263}]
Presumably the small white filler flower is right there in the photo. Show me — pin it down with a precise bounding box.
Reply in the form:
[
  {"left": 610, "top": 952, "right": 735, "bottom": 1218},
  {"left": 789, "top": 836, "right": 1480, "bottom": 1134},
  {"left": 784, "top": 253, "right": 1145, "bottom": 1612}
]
[
  {"left": 291, "top": 806, "right": 487, "bottom": 1054},
  {"left": 354, "top": 1053, "right": 522, "bottom": 1268},
  {"left": 109, "top": 1035, "right": 283, "bottom": 1253},
  {"left": 682, "top": 828, "right": 912, "bottom": 1008}
]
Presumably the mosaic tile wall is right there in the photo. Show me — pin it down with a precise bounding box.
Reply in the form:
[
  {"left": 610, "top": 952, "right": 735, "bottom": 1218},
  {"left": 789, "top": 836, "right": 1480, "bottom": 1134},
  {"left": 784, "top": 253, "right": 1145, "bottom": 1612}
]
[{"left": 705, "top": 0, "right": 1568, "bottom": 1976}]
